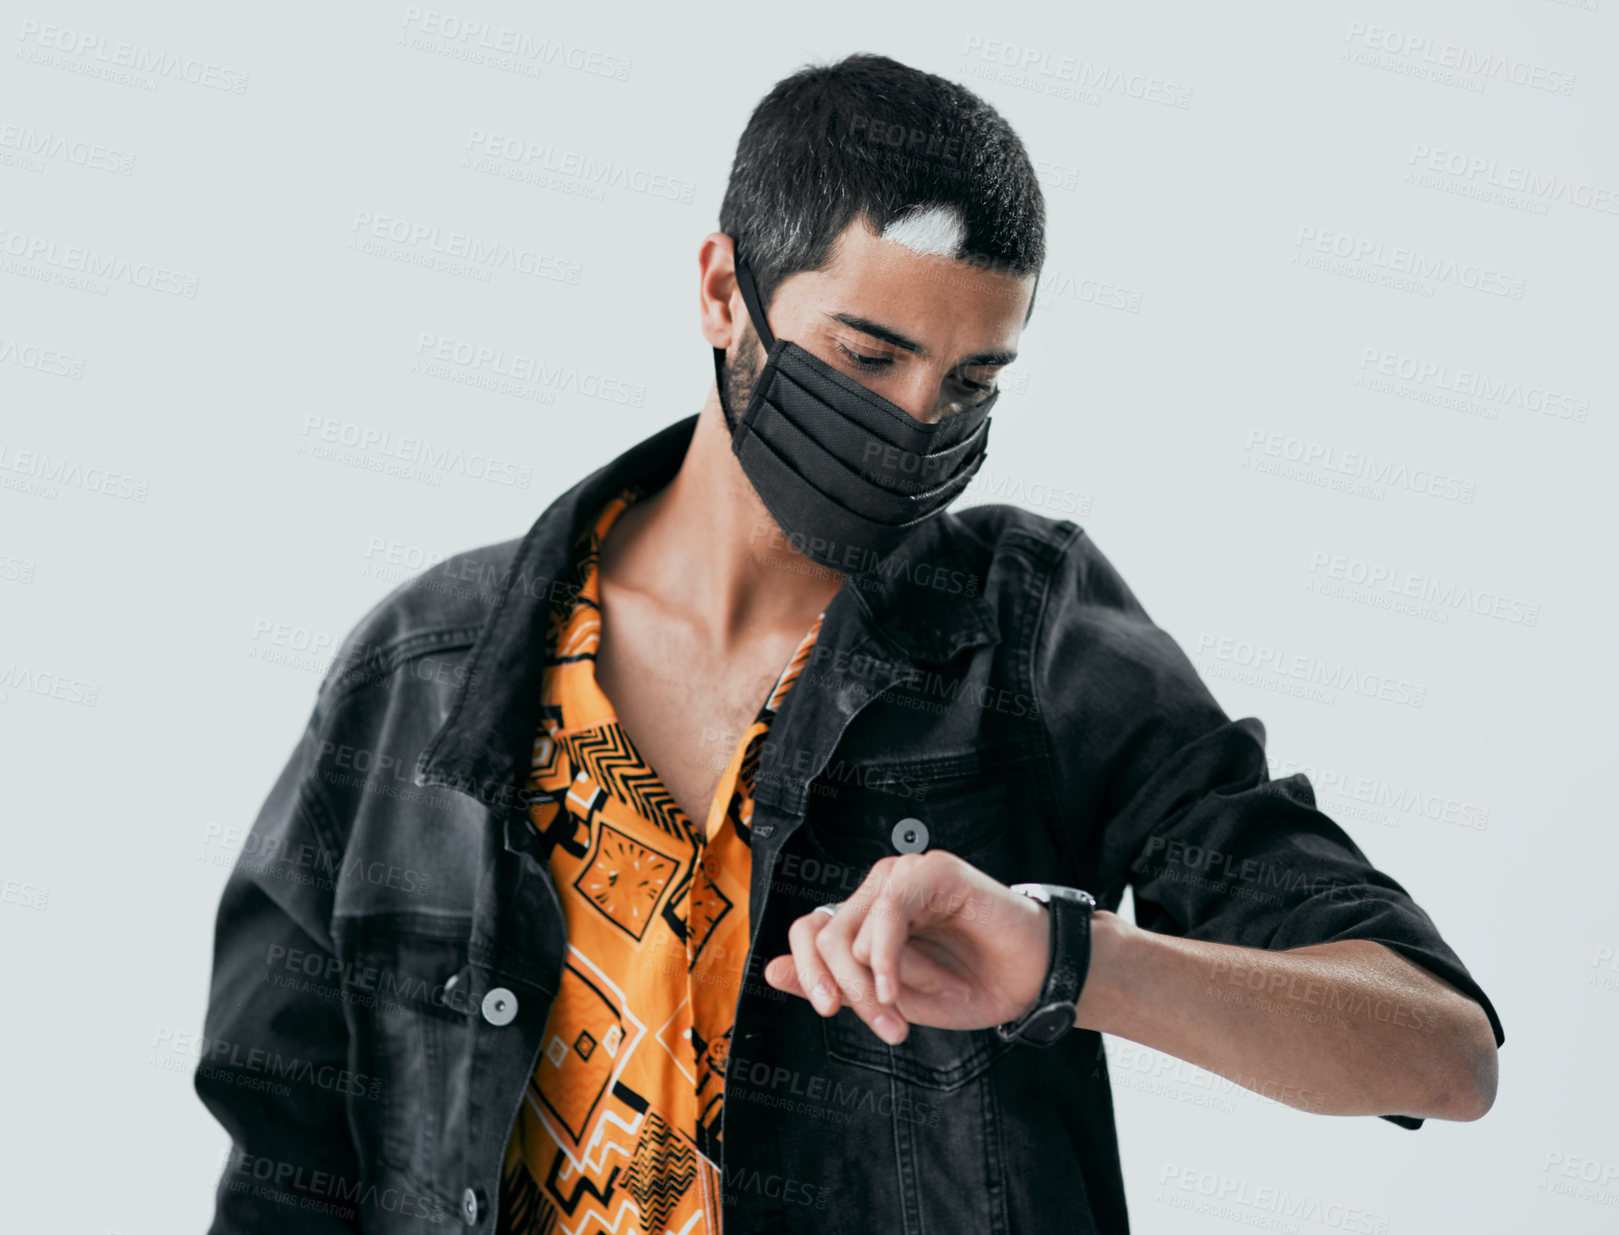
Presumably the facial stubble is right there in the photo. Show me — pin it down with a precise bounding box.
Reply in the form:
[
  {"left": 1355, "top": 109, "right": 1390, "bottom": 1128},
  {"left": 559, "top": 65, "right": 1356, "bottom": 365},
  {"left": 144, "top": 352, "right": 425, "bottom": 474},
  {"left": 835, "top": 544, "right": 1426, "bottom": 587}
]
[{"left": 718, "top": 322, "right": 762, "bottom": 437}]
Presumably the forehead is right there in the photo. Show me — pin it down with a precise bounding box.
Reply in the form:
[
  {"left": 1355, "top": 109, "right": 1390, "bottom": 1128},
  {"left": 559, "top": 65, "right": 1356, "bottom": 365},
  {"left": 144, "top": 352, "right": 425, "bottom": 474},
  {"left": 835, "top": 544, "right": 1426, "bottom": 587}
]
[
  {"left": 780, "top": 215, "right": 1042, "bottom": 352},
  {"left": 787, "top": 215, "right": 1034, "bottom": 348}
]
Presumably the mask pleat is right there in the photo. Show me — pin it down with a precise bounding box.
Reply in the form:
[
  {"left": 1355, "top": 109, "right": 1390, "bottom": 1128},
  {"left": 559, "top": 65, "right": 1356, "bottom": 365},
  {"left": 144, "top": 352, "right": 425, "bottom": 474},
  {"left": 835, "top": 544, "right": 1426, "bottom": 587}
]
[
  {"left": 745, "top": 400, "right": 979, "bottom": 522},
  {"left": 772, "top": 346, "right": 996, "bottom": 454}
]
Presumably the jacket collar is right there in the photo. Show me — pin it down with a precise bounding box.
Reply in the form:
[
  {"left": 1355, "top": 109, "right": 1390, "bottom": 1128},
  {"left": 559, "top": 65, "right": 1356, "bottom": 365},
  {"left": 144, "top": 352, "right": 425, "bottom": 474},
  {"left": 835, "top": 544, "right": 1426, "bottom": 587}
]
[{"left": 414, "top": 412, "right": 999, "bottom": 811}]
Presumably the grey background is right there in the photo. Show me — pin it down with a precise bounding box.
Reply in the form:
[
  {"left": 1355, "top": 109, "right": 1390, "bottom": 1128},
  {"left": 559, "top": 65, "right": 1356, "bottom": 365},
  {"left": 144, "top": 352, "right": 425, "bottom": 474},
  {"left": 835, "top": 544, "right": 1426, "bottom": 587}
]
[{"left": 1, "top": 0, "right": 1614, "bottom": 1230}]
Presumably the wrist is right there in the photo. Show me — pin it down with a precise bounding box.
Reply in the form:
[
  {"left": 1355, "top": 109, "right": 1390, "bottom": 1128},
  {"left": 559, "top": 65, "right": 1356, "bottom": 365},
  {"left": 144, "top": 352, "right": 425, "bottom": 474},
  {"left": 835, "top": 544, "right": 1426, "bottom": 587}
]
[
  {"left": 1071, "top": 910, "right": 1134, "bottom": 1032},
  {"left": 1011, "top": 892, "right": 1051, "bottom": 1011}
]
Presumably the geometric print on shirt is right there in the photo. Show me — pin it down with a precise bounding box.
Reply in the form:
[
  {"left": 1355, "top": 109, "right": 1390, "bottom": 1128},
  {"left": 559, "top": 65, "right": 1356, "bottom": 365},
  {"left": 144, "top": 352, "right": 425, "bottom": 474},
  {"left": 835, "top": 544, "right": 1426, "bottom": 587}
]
[{"left": 497, "top": 486, "right": 822, "bottom": 1235}]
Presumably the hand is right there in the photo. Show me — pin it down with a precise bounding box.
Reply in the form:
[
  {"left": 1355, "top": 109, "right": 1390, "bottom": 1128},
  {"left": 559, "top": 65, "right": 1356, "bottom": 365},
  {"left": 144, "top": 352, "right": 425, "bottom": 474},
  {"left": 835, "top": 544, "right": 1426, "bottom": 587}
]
[{"left": 762, "top": 851, "right": 1057, "bottom": 1045}]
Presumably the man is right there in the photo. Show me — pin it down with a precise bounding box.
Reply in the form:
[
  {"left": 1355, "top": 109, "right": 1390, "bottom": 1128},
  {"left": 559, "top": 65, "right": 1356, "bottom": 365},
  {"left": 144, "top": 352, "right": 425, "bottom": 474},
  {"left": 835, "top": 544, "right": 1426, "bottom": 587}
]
[{"left": 196, "top": 53, "right": 1503, "bottom": 1235}]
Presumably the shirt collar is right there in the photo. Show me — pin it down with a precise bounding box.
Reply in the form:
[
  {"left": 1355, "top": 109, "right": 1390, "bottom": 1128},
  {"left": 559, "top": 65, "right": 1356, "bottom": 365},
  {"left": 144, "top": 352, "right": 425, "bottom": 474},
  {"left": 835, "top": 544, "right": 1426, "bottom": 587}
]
[{"left": 415, "top": 413, "right": 1000, "bottom": 811}]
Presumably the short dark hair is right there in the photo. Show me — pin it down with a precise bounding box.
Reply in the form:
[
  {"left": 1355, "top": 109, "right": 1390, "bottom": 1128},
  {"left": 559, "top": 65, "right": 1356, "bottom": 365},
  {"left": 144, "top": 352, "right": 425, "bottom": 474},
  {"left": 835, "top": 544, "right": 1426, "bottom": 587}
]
[{"left": 719, "top": 53, "right": 1046, "bottom": 323}]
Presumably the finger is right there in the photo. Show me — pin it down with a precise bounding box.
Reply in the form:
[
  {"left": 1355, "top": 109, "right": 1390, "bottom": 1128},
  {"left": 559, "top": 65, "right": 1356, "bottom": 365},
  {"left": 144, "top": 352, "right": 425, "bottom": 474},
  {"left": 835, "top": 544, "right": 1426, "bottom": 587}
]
[
  {"left": 817, "top": 863, "right": 904, "bottom": 1044},
  {"left": 786, "top": 910, "right": 840, "bottom": 1016},
  {"left": 763, "top": 953, "right": 803, "bottom": 995},
  {"left": 852, "top": 854, "right": 931, "bottom": 1010},
  {"left": 851, "top": 852, "right": 976, "bottom": 1006},
  {"left": 814, "top": 899, "right": 875, "bottom": 1013},
  {"left": 768, "top": 939, "right": 957, "bottom": 1006}
]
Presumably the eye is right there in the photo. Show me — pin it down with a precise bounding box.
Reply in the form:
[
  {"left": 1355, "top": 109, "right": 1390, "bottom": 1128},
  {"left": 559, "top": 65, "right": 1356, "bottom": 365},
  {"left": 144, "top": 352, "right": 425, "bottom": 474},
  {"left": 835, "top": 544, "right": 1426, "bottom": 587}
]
[
  {"left": 836, "top": 342, "right": 893, "bottom": 372},
  {"left": 953, "top": 368, "right": 997, "bottom": 396}
]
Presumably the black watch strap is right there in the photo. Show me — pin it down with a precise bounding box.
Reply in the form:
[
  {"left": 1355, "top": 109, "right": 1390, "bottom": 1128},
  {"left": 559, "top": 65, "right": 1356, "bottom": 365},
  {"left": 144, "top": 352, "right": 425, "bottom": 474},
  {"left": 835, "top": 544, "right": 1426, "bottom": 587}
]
[{"left": 994, "top": 885, "right": 1096, "bottom": 1047}]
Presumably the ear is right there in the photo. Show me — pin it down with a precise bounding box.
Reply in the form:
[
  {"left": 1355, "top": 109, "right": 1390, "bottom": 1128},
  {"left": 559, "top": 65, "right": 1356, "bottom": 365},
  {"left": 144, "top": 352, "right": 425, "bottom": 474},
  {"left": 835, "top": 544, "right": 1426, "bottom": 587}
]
[{"left": 698, "top": 232, "right": 744, "bottom": 351}]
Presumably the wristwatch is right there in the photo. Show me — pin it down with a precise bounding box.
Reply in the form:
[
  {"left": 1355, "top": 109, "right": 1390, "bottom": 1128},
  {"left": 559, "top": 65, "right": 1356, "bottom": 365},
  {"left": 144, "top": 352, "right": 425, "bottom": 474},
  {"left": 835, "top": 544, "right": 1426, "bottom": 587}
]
[{"left": 993, "top": 883, "right": 1097, "bottom": 1047}]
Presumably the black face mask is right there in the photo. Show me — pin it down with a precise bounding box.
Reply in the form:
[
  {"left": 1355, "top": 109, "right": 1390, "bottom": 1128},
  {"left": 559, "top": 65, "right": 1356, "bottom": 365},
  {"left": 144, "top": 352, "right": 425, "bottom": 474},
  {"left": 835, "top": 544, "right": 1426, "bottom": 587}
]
[{"left": 712, "top": 253, "right": 996, "bottom": 574}]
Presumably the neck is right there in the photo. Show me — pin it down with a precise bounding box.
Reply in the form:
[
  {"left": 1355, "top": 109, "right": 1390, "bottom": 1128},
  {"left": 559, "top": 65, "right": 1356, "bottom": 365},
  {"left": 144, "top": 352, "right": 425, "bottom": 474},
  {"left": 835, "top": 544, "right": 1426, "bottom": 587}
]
[{"left": 600, "top": 397, "right": 846, "bottom": 645}]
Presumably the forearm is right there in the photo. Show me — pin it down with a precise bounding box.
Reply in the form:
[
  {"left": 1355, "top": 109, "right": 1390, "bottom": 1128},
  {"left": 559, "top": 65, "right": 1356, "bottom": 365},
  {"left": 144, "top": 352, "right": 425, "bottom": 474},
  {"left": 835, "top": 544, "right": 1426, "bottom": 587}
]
[{"left": 1075, "top": 912, "right": 1499, "bottom": 1121}]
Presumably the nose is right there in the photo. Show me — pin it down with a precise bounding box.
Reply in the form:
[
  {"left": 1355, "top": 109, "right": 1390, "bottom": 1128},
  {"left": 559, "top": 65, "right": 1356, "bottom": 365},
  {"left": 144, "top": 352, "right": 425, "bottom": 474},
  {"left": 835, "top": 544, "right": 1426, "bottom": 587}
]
[{"left": 884, "top": 367, "right": 960, "bottom": 424}]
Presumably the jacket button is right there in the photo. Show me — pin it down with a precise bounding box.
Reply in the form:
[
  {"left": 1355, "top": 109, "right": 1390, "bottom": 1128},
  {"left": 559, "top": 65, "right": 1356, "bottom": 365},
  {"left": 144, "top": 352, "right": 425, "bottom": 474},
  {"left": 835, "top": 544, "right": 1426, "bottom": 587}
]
[
  {"left": 461, "top": 1186, "right": 485, "bottom": 1224},
  {"left": 891, "top": 818, "right": 929, "bottom": 853},
  {"left": 481, "top": 987, "right": 517, "bottom": 1026},
  {"left": 444, "top": 973, "right": 459, "bottom": 991}
]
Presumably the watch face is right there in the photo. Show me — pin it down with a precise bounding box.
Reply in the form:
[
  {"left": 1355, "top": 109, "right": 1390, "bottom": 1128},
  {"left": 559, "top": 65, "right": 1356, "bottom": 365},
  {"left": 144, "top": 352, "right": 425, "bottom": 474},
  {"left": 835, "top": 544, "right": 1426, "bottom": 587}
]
[
  {"left": 1010, "top": 883, "right": 1052, "bottom": 903},
  {"left": 1013, "top": 883, "right": 1095, "bottom": 908},
  {"left": 1027, "top": 1004, "right": 1074, "bottom": 1043},
  {"left": 1046, "top": 886, "right": 1096, "bottom": 909}
]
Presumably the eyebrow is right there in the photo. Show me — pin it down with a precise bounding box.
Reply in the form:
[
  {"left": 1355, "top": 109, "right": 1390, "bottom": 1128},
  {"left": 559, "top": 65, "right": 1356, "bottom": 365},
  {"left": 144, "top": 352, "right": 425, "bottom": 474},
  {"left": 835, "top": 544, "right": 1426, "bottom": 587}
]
[{"left": 823, "top": 311, "right": 1017, "bottom": 368}]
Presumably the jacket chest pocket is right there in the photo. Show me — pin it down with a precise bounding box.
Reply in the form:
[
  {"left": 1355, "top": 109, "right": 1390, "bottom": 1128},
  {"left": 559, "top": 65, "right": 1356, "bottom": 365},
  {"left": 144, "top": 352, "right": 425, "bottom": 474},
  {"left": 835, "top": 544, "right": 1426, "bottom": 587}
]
[
  {"left": 822, "top": 1006, "right": 1011, "bottom": 1092},
  {"left": 800, "top": 746, "right": 1042, "bottom": 894},
  {"left": 800, "top": 748, "right": 1044, "bottom": 1090},
  {"left": 342, "top": 928, "right": 472, "bottom": 1199}
]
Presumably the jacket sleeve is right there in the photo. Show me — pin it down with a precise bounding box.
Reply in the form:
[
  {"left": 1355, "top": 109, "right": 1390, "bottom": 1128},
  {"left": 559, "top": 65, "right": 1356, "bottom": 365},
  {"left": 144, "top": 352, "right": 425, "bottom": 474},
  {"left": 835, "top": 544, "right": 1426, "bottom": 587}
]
[
  {"left": 1037, "top": 528, "right": 1504, "bottom": 1129},
  {"left": 194, "top": 706, "right": 364, "bottom": 1232}
]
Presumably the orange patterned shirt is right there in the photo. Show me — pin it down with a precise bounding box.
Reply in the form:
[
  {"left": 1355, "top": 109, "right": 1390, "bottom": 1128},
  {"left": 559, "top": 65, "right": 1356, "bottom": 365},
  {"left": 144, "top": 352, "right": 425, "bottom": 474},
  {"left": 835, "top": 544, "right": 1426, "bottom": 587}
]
[{"left": 497, "top": 487, "right": 822, "bottom": 1235}]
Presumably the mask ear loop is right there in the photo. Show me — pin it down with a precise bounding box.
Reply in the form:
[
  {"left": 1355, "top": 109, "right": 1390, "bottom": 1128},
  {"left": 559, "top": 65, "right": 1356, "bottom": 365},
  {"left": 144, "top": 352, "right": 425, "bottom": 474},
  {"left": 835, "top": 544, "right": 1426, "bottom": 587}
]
[
  {"left": 713, "top": 249, "right": 777, "bottom": 428},
  {"left": 730, "top": 252, "right": 777, "bottom": 349}
]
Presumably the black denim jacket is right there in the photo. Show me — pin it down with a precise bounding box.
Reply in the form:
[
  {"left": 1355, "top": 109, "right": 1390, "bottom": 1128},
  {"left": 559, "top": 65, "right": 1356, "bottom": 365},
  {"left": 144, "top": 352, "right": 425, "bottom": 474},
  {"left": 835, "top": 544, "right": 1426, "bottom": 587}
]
[{"left": 196, "top": 413, "right": 1505, "bottom": 1234}]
